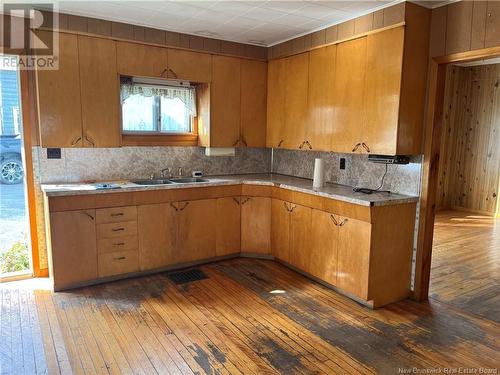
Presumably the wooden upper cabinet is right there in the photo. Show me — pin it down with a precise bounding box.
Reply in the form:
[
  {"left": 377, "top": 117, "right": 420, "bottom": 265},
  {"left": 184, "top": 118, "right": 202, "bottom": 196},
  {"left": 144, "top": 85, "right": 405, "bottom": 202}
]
[
  {"left": 445, "top": 1, "right": 473, "bottom": 55},
  {"left": 37, "top": 32, "right": 83, "bottom": 147},
  {"left": 216, "top": 197, "right": 241, "bottom": 256},
  {"left": 332, "top": 37, "right": 367, "bottom": 153},
  {"left": 240, "top": 59, "right": 267, "bottom": 148},
  {"left": 266, "top": 58, "right": 286, "bottom": 148},
  {"left": 167, "top": 49, "right": 212, "bottom": 82},
  {"left": 177, "top": 199, "right": 216, "bottom": 263},
  {"left": 49, "top": 210, "right": 97, "bottom": 290},
  {"left": 241, "top": 197, "right": 271, "bottom": 254},
  {"left": 209, "top": 55, "right": 241, "bottom": 147},
  {"left": 284, "top": 52, "right": 309, "bottom": 150},
  {"left": 362, "top": 27, "right": 404, "bottom": 155},
  {"left": 78, "top": 36, "right": 121, "bottom": 147},
  {"left": 485, "top": 1, "right": 500, "bottom": 48},
  {"left": 138, "top": 203, "right": 177, "bottom": 271},
  {"left": 289, "top": 204, "right": 311, "bottom": 271},
  {"left": 307, "top": 45, "right": 336, "bottom": 152},
  {"left": 116, "top": 42, "right": 167, "bottom": 78},
  {"left": 309, "top": 209, "right": 338, "bottom": 286},
  {"left": 271, "top": 199, "right": 290, "bottom": 262},
  {"left": 336, "top": 216, "right": 371, "bottom": 300}
]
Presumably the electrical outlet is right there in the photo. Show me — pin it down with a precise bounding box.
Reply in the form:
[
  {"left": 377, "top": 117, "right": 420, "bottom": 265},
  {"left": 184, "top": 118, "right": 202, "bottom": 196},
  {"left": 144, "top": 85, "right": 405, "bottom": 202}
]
[
  {"left": 340, "top": 158, "right": 346, "bottom": 170},
  {"left": 47, "top": 148, "right": 61, "bottom": 159}
]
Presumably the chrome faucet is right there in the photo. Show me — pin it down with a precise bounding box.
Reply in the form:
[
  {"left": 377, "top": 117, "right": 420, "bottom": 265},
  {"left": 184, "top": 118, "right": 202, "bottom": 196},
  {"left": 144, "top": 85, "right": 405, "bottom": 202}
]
[
  {"left": 160, "top": 167, "right": 172, "bottom": 179},
  {"left": 177, "top": 167, "right": 183, "bottom": 177}
]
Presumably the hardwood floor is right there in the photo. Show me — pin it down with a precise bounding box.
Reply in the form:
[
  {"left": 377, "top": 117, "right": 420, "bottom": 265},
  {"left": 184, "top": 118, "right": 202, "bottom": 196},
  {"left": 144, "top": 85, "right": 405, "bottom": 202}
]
[
  {"left": 430, "top": 210, "right": 500, "bottom": 322},
  {"left": 1, "top": 257, "right": 499, "bottom": 374}
]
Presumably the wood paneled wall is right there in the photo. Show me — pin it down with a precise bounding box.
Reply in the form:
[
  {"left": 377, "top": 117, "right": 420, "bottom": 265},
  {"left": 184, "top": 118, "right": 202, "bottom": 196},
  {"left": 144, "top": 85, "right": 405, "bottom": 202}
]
[
  {"left": 436, "top": 64, "right": 500, "bottom": 215},
  {"left": 429, "top": 0, "right": 500, "bottom": 58}
]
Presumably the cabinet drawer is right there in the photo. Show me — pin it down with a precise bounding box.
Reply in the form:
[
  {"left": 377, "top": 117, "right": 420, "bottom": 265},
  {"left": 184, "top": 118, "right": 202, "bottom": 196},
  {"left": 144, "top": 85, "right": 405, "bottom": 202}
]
[
  {"left": 97, "top": 221, "right": 138, "bottom": 239},
  {"left": 98, "top": 250, "right": 139, "bottom": 277},
  {"left": 96, "top": 206, "right": 137, "bottom": 224},
  {"left": 97, "top": 235, "right": 138, "bottom": 254}
]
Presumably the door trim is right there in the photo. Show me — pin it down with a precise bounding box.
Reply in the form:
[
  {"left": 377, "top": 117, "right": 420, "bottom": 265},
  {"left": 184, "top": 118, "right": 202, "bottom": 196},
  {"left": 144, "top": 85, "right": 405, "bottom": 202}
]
[{"left": 412, "top": 46, "right": 500, "bottom": 301}]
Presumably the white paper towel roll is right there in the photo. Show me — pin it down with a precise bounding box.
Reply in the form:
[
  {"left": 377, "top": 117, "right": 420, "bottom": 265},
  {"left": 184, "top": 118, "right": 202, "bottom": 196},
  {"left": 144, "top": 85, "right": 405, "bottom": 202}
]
[{"left": 313, "top": 158, "right": 325, "bottom": 189}]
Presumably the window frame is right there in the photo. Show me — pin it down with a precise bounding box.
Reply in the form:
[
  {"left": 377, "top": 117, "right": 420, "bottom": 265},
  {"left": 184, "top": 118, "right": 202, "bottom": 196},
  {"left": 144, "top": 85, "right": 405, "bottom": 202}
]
[{"left": 120, "top": 79, "right": 199, "bottom": 146}]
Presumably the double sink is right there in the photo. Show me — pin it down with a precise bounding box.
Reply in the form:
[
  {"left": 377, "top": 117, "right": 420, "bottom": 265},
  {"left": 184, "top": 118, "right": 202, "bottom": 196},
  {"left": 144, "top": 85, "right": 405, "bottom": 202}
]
[{"left": 132, "top": 177, "right": 209, "bottom": 186}]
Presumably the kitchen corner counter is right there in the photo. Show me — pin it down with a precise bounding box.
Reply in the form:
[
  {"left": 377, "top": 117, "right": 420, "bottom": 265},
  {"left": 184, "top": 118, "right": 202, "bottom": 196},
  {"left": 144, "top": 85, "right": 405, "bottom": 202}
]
[{"left": 41, "top": 173, "right": 418, "bottom": 207}]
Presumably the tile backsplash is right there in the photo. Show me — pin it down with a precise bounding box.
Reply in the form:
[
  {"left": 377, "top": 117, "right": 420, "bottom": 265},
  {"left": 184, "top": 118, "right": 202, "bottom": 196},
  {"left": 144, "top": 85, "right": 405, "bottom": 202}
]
[{"left": 272, "top": 149, "right": 423, "bottom": 196}]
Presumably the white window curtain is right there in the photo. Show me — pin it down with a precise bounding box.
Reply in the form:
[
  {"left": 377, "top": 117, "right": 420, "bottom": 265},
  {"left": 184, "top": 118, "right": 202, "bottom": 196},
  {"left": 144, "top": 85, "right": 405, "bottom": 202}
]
[{"left": 120, "top": 83, "right": 197, "bottom": 116}]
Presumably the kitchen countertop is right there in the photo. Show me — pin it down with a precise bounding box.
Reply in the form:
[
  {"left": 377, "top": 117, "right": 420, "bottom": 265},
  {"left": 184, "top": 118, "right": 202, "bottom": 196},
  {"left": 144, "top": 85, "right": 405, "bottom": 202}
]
[{"left": 41, "top": 173, "right": 419, "bottom": 207}]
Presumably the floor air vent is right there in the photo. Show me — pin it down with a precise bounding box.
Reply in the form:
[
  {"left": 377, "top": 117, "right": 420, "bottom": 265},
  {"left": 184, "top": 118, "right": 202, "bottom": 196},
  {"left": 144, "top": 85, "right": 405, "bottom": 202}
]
[{"left": 168, "top": 269, "right": 208, "bottom": 284}]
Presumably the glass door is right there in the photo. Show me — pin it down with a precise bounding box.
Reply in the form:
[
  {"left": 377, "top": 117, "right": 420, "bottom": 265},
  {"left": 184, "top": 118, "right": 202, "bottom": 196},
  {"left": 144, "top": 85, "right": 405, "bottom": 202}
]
[{"left": 0, "top": 55, "right": 32, "bottom": 279}]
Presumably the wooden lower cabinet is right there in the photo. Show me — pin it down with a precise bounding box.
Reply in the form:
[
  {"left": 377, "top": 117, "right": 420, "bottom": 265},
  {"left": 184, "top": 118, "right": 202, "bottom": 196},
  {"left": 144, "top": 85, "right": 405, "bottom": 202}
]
[
  {"left": 98, "top": 250, "right": 139, "bottom": 278},
  {"left": 177, "top": 199, "right": 217, "bottom": 263},
  {"left": 48, "top": 210, "right": 98, "bottom": 290},
  {"left": 309, "top": 209, "right": 338, "bottom": 285},
  {"left": 336, "top": 216, "right": 371, "bottom": 300},
  {"left": 241, "top": 197, "right": 271, "bottom": 254},
  {"left": 289, "top": 204, "right": 311, "bottom": 271},
  {"left": 216, "top": 197, "right": 241, "bottom": 256},
  {"left": 271, "top": 199, "right": 290, "bottom": 262},
  {"left": 138, "top": 203, "right": 177, "bottom": 271}
]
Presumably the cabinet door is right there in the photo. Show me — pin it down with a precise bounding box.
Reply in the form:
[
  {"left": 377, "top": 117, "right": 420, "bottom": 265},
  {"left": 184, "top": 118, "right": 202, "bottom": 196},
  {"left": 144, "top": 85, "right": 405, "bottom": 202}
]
[
  {"left": 37, "top": 32, "right": 82, "bottom": 147},
  {"left": 332, "top": 37, "right": 367, "bottom": 153},
  {"left": 241, "top": 197, "right": 271, "bottom": 254},
  {"left": 336, "top": 216, "right": 371, "bottom": 300},
  {"left": 363, "top": 27, "right": 404, "bottom": 155},
  {"left": 271, "top": 199, "right": 290, "bottom": 262},
  {"left": 216, "top": 197, "right": 241, "bottom": 256},
  {"left": 177, "top": 199, "right": 216, "bottom": 263},
  {"left": 241, "top": 60, "right": 267, "bottom": 148},
  {"left": 116, "top": 42, "right": 167, "bottom": 78},
  {"left": 309, "top": 210, "right": 338, "bottom": 285},
  {"left": 49, "top": 210, "right": 97, "bottom": 289},
  {"left": 138, "top": 203, "right": 177, "bottom": 271},
  {"left": 284, "top": 53, "right": 309, "bottom": 150},
  {"left": 266, "top": 58, "right": 286, "bottom": 148},
  {"left": 167, "top": 49, "right": 212, "bottom": 82},
  {"left": 289, "top": 204, "right": 311, "bottom": 271},
  {"left": 307, "top": 45, "right": 336, "bottom": 152},
  {"left": 210, "top": 56, "right": 241, "bottom": 147},
  {"left": 78, "top": 36, "right": 120, "bottom": 147}
]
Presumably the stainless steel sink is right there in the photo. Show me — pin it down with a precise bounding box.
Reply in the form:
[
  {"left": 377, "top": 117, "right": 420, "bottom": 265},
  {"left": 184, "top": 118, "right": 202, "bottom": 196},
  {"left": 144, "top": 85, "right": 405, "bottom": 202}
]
[
  {"left": 132, "top": 179, "right": 174, "bottom": 185},
  {"left": 169, "top": 177, "right": 209, "bottom": 184}
]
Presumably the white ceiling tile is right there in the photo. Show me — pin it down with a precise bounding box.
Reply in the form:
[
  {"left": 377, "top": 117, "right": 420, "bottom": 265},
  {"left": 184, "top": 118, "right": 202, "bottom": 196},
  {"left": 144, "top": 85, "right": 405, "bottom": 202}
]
[{"left": 54, "top": 0, "right": 402, "bottom": 46}]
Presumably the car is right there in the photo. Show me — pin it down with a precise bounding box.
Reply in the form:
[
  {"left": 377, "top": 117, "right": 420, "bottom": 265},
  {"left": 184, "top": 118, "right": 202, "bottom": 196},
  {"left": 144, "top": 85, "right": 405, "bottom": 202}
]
[{"left": 0, "top": 135, "right": 24, "bottom": 184}]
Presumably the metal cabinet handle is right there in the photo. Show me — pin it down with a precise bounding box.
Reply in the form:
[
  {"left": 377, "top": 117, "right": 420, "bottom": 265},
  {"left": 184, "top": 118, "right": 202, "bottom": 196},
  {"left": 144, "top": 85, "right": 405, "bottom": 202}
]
[
  {"left": 289, "top": 204, "right": 297, "bottom": 212},
  {"left": 112, "top": 227, "right": 125, "bottom": 232},
  {"left": 298, "top": 141, "right": 305, "bottom": 149},
  {"left": 277, "top": 139, "right": 284, "bottom": 148},
  {"left": 71, "top": 136, "right": 81, "bottom": 146},
  {"left": 179, "top": 202, "right": 189, "bottom": 211},
  {"left": 339, "top": 218, "right": 348, "bottom": 226},
  {"left": 305, "top": 140, "right": 312, "bottom": 150},
  {"left": 240, "top": 139, "right": 247, "bottom": 147},
  {"left": 232, "top": 139, "right": 240, "bottom": 147},
  {"left": 83, "top": 211, "right": 94, "bottom": 220},
  {"left": 110, "top": 213, "right": 124, "bottom": 217},
  {"left": 232, "top": 197, "right": 240, "bottom": 205},
  {"left": 170, "top": 202, "right": 178, "bottom": 211},
  {"left": 352, "top": 143, "right": 361, "bottom": 152},
  {"left": 161, "top": 68, "right": 168, "bottom": 77},
  {"left": 361, "top": 142, "right": 370, "bottom": 153},
  {"left": 114, "top": 256, "right": 126, "bottom": 261},
  {"left": 283, "top": 201, "right": 290, "bottom": 212},
  {"left": 85, "top": 134, "right": 95, "bottom": 147},
  {"left": 168, "top": 68, "right": 178, "bottom": 78},
  {"left": 330, "top": 214, "right": 338, "bottom": 226},
  {"left": 112, "top": 242, "right": 125, "bottom": 246},
  {"left": 241, "top": 197, "right": 251, "bottom": 205}
]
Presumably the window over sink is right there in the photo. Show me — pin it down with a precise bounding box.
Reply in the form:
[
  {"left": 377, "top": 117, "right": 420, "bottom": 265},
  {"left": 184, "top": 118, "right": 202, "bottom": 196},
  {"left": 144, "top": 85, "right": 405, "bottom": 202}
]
[{"left": 120, "top": 77, "right": 198, "bottom": 146}]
